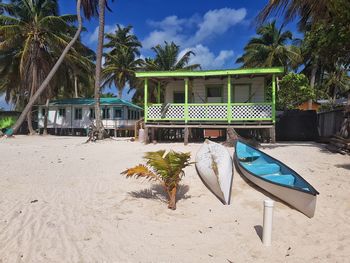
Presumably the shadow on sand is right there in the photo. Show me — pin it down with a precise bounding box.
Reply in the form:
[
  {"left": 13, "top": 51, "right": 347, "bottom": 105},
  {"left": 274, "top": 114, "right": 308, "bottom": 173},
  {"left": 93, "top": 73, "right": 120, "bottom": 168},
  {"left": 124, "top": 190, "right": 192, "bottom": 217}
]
[
  {"left": 128, "top": 184, "right": 191, "bottom": 203},
  {"left": 335, "top": 163, "right": 350, "bottom": 170},
  {"left": 254, "top": 225, "right": 263, "bottom": 241}
]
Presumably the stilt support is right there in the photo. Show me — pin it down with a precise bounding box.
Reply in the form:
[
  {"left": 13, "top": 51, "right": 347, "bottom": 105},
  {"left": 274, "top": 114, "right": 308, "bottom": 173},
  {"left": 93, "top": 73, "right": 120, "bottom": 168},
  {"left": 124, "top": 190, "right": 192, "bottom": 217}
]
[
  {"left": 144, "top": 126, "right": 150, "bottom": 144},
  {"left": 270, "top": 126, "right": 276, "bottom": 143},
  {"left": 184, "top": 127, "right": 189, "bottom": 145}
]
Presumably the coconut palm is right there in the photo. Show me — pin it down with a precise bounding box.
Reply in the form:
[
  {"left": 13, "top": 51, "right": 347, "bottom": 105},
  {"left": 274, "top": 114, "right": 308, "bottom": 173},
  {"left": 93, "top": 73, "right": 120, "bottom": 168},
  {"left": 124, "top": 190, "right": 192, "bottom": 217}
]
[
  {"left": 121, "top": 150, "right": 192, "bottom": 210},
  {"left": 102, "top": 50, "right": 144, "bottom": 98},
  {"left": 0, "top": 0, "right": 92, "bottom": 134},
  {"left": 132, "top": 41, "right": 200, "bottom": 103},
  {"left": 145, "top": 41, "right": 200, "bottom": 71},
  {"left": 257, "top": 0, "right": 330, "bottom": 28},
  {"left": 236, "top": 21, "right": 302, "bottom": 70},
  {"left": 102, "top": 25, "right": 143, "bottom": 98},
  {"left": 104, "top": 24, "right": 142, "bottom": 56}
]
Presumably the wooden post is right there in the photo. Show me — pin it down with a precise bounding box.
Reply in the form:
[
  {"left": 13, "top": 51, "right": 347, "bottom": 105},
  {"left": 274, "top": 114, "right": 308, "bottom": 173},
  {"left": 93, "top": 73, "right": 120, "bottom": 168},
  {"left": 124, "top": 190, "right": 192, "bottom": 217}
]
[
  {"left": 272, "top": 74, "right": 276, "bottom": 123},
  {"left": 157, "top": 81, "right": 161, "bottom": 104},
  {"left": 151, "top": 127, "right": 156, "bottom": 143},
  {"left": 227, "top": 75, "right": 232, "bottom": 123},
  {"left": 184, "top": 126, "right": 189, "bottom": 145},
  {"left": 270, "top": 127, "right": 276, "bottom": 143},
  {"left": 184, "top": 78, "right": 189, "bottom": 123},
  {"left": 144, "top": 126, "right": 150, "bottom": 144},
  {"left": 144, "top": 78, "right": 148, "bottom": 123}
]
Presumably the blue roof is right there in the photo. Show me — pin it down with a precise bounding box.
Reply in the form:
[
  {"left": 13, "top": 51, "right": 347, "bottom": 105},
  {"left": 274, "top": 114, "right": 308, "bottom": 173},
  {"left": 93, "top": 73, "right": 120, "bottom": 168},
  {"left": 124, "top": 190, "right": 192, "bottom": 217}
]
[{"left": 48, "top": 98, "right": 143, "bottom": 110}]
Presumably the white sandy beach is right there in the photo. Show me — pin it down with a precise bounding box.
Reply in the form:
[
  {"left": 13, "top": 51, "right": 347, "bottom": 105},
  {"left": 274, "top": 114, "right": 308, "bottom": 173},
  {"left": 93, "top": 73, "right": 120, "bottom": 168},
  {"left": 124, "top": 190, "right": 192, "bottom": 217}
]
[{"left": 0, "top": 136, "right": 349, "bottom": 263}]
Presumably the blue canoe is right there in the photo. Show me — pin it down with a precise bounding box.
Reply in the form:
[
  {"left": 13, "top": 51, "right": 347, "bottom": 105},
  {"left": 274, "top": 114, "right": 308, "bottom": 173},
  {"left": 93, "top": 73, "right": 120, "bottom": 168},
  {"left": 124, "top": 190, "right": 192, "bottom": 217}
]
[{"left": 234, "top": 140, "right": 319, "bottom": 218}]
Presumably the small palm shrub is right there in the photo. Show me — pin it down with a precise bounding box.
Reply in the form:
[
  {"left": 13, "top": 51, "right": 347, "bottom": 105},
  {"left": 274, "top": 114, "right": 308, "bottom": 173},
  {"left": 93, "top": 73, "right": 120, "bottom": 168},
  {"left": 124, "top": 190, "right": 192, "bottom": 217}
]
[
  {"left": 121, "top": 150, "right": 192, "bottom": 210},
  {"left": 0, "top": 117, "right": 16, "bottom": 130}
]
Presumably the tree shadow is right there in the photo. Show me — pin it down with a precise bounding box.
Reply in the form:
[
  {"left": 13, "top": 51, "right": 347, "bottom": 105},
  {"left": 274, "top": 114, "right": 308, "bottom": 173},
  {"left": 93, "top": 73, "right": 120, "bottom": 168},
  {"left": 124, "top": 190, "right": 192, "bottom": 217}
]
[
  {"left": 128, "top": 184, "right": 191, "bottom": 203},
  {"left": 254, "top": 225, "right": 263, "bottom": 241},
  {"left": 335, "top": 163, "right": 350, "bottom": 170}
]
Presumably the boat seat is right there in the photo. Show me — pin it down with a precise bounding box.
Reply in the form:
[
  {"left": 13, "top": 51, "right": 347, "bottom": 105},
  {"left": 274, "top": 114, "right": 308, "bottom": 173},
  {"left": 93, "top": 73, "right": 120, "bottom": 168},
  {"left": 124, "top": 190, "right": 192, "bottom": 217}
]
[
  {"left": 262, "top": 174, "right": 295, "bottom": 186},
  {"left": 237, "top": 151, "right": 261, "bottom": 161},
  {"left": 242, "top": 163, "right": 280, "bottom": 175}
]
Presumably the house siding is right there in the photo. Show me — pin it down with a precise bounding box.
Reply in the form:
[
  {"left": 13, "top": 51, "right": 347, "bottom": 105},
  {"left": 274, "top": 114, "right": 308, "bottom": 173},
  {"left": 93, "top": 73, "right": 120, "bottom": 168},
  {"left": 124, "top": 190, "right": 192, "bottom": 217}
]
[{"left": 164, "top": 77, "right": 265, "bottom": 103}]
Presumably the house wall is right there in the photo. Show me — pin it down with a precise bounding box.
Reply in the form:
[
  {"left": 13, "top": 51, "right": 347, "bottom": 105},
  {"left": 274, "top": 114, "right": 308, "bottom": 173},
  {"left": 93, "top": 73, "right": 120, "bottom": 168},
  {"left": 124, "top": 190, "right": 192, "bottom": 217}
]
[
  {"left": 38, "top": 105, "right": 141, "bottom": 129},
  {"left": 164, "top": 77, "right": 266, "bottom": 103}
]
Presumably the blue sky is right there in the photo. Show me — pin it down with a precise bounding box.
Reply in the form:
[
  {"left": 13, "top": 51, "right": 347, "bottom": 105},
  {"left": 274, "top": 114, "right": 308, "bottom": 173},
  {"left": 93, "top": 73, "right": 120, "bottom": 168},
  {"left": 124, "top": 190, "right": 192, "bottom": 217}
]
[{"left": 0, "top": 0, "right": 299, "bottom": 110}]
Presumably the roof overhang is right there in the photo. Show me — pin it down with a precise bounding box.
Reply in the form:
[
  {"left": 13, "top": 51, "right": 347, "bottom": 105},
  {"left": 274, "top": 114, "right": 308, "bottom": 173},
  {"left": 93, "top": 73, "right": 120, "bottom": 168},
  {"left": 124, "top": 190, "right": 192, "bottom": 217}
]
[{"left": 135, "top": 67, "right": 284, "bottom": 78}]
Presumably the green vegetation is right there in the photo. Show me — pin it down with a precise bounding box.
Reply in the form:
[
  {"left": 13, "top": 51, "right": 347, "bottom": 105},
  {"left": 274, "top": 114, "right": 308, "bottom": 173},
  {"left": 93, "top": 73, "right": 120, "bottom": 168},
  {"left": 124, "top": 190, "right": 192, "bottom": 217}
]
[
  {"left": 121, "top": 150, "right": 192, "bottom": 210},
  {"left": 0, "top": 117, "right": 16, "bottom": 130},
  {"left": 277, "top": 73, "right": 314, "bottom": 110}
]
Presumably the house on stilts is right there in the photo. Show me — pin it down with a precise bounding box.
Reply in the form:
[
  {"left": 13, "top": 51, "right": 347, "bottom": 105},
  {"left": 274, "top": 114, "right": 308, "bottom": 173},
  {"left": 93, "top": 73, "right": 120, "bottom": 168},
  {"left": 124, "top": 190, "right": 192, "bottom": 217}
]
[{"left": 135, "top": 67, "right": 284, "bottom": 144}]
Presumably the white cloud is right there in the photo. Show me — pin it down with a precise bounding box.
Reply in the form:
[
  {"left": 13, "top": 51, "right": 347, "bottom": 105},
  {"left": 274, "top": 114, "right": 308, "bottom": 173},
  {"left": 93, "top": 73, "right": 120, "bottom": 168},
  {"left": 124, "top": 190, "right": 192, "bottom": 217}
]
[
  {"left": 142, "top": 8, "right": 247, "bottom": 48},
  {"left": 85, "top": 24, "right": 123, "bottom": 45},
  {"left": 191, "top": 8, "right": 247, "bottom": 44},
  {"left": 178, "top": 44, "right": 234, "bottom": 69}
]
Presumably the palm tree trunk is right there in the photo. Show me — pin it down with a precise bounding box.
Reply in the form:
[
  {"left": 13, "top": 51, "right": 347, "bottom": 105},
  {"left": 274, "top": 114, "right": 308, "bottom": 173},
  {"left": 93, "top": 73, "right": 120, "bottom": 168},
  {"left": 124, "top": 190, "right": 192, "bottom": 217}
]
[
  {"left": 43, "top": 98, "right": 50, "bottom": 135},
  {"left": 74, "top": 75, "right": 79, "bottom": 98},
  {"left": 8, "top": 0, "right": 83, "bottom": 136},
  {"left": 27, "top": 66, "right": 37, "bottom": 135},
  {"left": 118, "top": 88, "right": 122, "bottom": 99},
  {"left": 94, "top": 0, "right": 108, "bottom": 140},
  {"left": 167, "top": 186, "right": 177, "bottom": 210},
  {"left": 308, "top": 63, "right": 317, "bottom": 110}
]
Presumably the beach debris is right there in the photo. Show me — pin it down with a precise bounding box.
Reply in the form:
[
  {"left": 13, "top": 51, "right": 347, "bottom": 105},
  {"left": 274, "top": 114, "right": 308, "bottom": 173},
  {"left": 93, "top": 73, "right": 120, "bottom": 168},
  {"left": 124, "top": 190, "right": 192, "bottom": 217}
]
[
  {"left": 226, "top": 260, "right": 234, "bottom": 263},
  {"left": 30, "top": 200, "right": 38, "bottom": 203},
  {"left": 208, "top": 254, "right": 213, "bottom": 257},
  {"left": 121, "top": 150, "right": 192, "bottom": 210},
  {"left": 198, "top": 230, "right": 202, "bottom": 234}
]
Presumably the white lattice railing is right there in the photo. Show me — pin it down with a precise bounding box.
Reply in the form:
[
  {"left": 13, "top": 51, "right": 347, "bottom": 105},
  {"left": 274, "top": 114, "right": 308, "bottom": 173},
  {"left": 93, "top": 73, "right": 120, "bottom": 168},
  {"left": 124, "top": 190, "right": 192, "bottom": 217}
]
[
  {"left": 146, "top": 103, "right": 272, "bottom": 121},
  {"left": 231, "top": 103, "right": 272, "bottom": 120}
]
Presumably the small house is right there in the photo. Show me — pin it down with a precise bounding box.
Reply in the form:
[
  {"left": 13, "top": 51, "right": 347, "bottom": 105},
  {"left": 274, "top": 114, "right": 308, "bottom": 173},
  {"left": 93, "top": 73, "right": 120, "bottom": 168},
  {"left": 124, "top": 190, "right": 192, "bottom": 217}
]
[
  {"left": 38, "top": 98, "right": 142, "bottom": 136},
  {"left": 135, "top": 67, "right": 284, "bottom": 143}
]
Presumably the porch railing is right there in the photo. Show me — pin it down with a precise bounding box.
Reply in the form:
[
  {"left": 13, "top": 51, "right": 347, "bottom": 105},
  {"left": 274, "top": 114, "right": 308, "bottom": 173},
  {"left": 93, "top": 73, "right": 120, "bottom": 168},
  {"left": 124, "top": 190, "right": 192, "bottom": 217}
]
[{"left": 146, "top": 103, "right": 273, "bottom": 122}]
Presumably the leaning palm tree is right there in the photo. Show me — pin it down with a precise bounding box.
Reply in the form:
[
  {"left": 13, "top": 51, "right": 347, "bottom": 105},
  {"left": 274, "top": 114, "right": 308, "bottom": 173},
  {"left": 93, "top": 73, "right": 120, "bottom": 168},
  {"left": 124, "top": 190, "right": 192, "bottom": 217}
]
[
  {"left": 121, "top": 150, "right": 192, "bottom": 210},
  {"left": 236, "top": 21, "right": 302, "bottom": 70},
  {"left": 0, "top": 0, "right": 88, "bottom": 134},
  {"left": 7, "top": 0, "right": 108, "bottom": 136}
]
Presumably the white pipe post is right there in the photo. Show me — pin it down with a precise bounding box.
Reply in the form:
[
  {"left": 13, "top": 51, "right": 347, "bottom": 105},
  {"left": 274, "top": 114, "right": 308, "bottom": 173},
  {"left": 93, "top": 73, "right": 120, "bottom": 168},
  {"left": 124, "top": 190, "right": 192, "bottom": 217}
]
[{"left": 262, "top": 199, "right": 274, "bottom": 246}]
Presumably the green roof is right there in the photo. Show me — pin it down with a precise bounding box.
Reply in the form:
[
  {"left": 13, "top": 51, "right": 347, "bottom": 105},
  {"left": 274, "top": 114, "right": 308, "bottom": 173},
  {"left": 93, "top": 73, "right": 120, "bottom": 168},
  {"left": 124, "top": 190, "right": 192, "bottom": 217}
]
[
  {"left": 135, "top": 67, "right": 284, "bottom": 78},
  {"left": 48, "top": 98, "right": 142, "bottom": 110}
]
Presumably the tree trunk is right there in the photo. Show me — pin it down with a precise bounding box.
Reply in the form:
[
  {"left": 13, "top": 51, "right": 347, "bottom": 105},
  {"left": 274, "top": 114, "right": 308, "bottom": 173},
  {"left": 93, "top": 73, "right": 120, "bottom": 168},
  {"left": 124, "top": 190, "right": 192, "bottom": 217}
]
[
  {"left": 118, "top": 88, "right": 122, "bottom": 99},
  {"left": 43, "top": 98, "right": 49, "bottom": 135},
  {"left": 27, "top": 110, "right": 35, "bottom": 135},
  {"left": 74, "top": 75, "right": 79, "bottom": 98},
  {"left": 8, "top": 0, "right": 83, "bottom": 136},
  {"left": 93, "top": 0, "right": 108, "bottom": 140},
  {"left": 308, "top": 63, "right": 317, "bottom": 110},
  {"left": 167, "top": 186, "right": 177, "bottom": 210}
]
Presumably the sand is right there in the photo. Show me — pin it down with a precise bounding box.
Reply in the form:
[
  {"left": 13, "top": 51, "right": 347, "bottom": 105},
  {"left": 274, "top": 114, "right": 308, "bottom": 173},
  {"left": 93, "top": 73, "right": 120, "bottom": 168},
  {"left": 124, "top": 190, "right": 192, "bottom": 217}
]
[{"left": 0, "top": 136, "right": 349, "bottom": 263}]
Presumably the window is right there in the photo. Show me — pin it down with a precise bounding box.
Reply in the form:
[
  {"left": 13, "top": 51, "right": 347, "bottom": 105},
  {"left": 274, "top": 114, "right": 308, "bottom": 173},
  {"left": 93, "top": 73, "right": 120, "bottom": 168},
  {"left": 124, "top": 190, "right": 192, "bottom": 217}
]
[
  {"left": 206, "top": 85, "right": 222, "bottom": 103},
  {"left": 233, "top": 84, "right": 251, "bottom": 103},
  {"left": 41, "top": 108, "right": 46, "bottom": 116},
  {"left": 114, "top": 108, "right": 122, "bottom": 119},
  {"left": 173, "top": 92, "right": 185, "bottom": 103},
  {"left": 58, "top": 108, "right": 66, "bottom": 117},
  {"left": 102, "top": 108, "right": 110, "bottom": 119},
  {"left": 74, "top": 108, "right": 82, "bottom": 120},
  {"left": 89, "top": 108, "right": 95, "bottom": 119}
]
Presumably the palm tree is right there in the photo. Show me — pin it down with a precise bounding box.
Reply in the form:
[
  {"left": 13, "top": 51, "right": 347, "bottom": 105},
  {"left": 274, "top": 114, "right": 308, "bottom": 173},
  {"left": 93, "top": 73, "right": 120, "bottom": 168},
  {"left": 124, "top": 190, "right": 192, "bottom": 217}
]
[
  {"left": 102, "top": 51, "right": 144, "bottom": 99},
  {"left": 257, "top": 0, "right": 330, "bottom": 28},
  {"left": 121, "top": 150, "right": 192, "bottom": 210},
  {"left": 6, "top": 0, "right": 87, "bottom": 135},
  {"left": 133, "top": 41, "right": 200, "bottom": 103},
  {"left": 0, "top": 0, "right": 90, "bottom": 135},
  {"left": 145, "top": 41, "right": 200, "bottom": 71},
  {"left": 102, "top": 25, "right": 143, "bottom": 98},
  {"left": 104, "top": 24, "right": 142, "bottom": 56},
  {"left": 236, "top": 21, "right": 302, "bottom": 70}
]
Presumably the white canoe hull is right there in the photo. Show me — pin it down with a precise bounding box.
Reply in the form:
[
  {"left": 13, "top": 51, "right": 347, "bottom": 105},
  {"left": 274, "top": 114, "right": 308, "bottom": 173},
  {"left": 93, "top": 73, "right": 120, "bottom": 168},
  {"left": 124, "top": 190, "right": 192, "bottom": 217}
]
[
  {"left": 235, "top": 159, "right": 317, "bottom": 218},
  {"left": 196, "top": 140, "right": 233, "bottom": 205}
]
